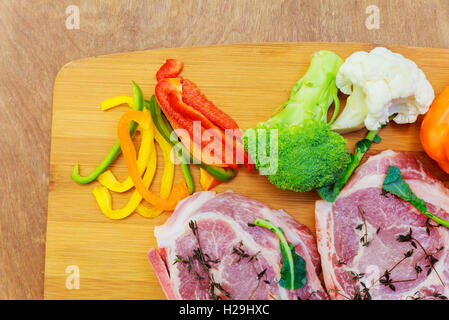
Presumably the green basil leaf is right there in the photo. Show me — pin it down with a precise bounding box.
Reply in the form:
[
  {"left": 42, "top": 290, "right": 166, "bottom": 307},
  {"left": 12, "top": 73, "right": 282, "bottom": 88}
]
[
  {"left": 382, "top": 165, "right": 449, "bottom": 229},
  {"left": 253, "top": 219, "right": 307, "bottom": 290},
  {"left": 279, "top": 243, "right": 307, "bottom": 289}
]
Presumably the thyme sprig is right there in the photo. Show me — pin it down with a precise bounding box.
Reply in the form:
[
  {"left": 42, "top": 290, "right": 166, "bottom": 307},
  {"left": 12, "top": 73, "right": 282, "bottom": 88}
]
[
  {"left": 338, "top": 207, "right": 379, "bottom": 266},
  {"left": 172, "top": 220, "right": 230, "bottom": 300},
  {"left": 357, "top": 206, "right": 372, "bottom": 247},
  {"left": 425, "top": 218, "right": 441, "bottom": 236},
  {"left": 173, "top": 255, "right": 194, "bottom": 272},
  {"left": 232, "top": 241, "right": 250, "bottom": 262},
  {"left": 377, "top": 249, "right": 415, "bottom": 292},
  {"left": 188, "top": 220, "right": 231, "bottom": 300},
  {"left": 369, "top": 228, "right": 445, "bottom": 293},
  {"left": 353, "top": 282, "right": 372, "bottom": 300},
  {"left": 232, "top": 241, "right": 267, "bottom": 300},
  {"left": 340, "top": 225, "right": 446, "bottom": 299},
  {"left": 396, "top": 228, "right": 445, "bottom": 287}
]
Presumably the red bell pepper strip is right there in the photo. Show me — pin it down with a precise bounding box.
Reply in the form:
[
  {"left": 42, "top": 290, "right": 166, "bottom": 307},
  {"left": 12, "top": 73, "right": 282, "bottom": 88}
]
[
  {"left": 156, "top": 78, "right": 234, "bottom": 167},
  {"left": 181, "top": 79, "right": 240, "bottom": 132},
  {"left": 180, "top": 79, "right": 255, "bottom": 170},
  {"left": 155, "top": 60, "right": 254, "bottom": 171},
  {"left": 156, "top": 59, "right": 183, "bottom": 82}
]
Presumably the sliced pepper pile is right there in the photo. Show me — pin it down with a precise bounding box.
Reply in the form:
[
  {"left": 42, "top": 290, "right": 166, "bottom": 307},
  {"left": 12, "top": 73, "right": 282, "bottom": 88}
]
[
  {"left": 71, "top": 60, "right": 249, "bottom": 219},
  {"left": 72, "top": 82, "right": 193, "bottom": 220},
  {"left": 92, "top": 93, "right": 185, "bottom": 219}
]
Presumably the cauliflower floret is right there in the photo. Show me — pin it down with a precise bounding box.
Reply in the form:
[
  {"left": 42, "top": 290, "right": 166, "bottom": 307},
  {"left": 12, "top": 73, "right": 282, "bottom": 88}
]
[{"left": 331, "top": 47, "right": 435, "bottom": 133}]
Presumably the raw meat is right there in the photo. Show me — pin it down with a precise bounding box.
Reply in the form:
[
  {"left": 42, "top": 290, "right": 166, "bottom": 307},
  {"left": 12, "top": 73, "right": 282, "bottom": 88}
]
[
  {"left": 148, "top": 191, "right": 328, "bottom": 300},
  {"left": 316, "top": 150, "right": 449, "bottom": 300}
]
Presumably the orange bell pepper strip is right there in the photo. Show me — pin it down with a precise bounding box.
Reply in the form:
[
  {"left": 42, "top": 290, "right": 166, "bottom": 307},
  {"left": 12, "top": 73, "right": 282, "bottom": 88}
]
[
  {"left": 441, "top": 136, "right": 449, "bottom": 172},
  {"left": 420, "top": 85, "right": 449, "bottom": 172},
  {"left": 117, "top": 110, "right": 189, "bottom": 210},
  {"left": 437, "top": 157, "right": 449, "bottom": 173}
]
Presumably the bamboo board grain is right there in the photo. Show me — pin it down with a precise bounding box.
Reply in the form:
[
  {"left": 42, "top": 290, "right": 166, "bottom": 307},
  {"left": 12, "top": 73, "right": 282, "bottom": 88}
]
[{"left": 45, "top": 42, "right": 449, "bottom": 299}]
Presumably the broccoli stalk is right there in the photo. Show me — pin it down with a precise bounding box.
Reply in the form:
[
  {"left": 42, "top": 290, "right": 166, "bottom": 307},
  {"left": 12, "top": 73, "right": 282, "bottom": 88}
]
[
  {"left": 318, "top": 114, "right": 395, "bottom": 202},
  {"left": 317, "top": 128, "right": 382, "bottom": 201},
  {"left": 243, "top": 51, "right": 351, "bottom": 192}
]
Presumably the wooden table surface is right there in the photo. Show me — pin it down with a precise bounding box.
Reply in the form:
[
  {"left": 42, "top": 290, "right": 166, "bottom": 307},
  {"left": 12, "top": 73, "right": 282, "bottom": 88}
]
[{"left": 1, "top": 0, "right": 449, "bottom": 300}]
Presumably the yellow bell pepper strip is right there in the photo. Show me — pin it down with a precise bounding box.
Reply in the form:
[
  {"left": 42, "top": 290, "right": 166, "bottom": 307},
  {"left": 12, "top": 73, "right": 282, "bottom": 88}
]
[
  {"left": 154, "top": 129, "right": 175, "bottom": 197},
  {"left": 135, "top": 130, "right": 175, "bottom": 218},
  {"left": 199, "top": 168, "right": 222, "bottom": 191},
  {"left": 117, "top": 109, "right": 189, "bottom": 210},
  {"left": 71, "top": 81, "right": 144, "bottom": 184},
  {"left": 92, "top": 140, "right": 158, "bottom": 220},
  {"left": 101, "top": 96, "right": 134, "bottom": 111},
  {"left": 135, "top": 204, "right": 163, "bottom": 218},
  {"left": 104, "top": 96, "right": 193, "bottom": 194},
  {"left": 98, "top": 96, "right": 152, "bottom": 192},
  {"left": 97, "top": 125, "right": 153, "bottom": 192},
  {"left": 146, "top": 96, "right": 236, "bottom": 181}
]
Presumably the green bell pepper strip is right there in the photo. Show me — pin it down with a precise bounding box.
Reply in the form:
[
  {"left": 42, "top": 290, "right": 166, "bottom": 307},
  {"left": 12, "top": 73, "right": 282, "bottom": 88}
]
[
  {"left": 178, "top": 149, "right": 195, "bottom": 194},
  {"left": 71, "top": 81, "right": 144, "bottom": 184},
  {"left": 143, "top": 97, "right": 194, "bottom": 193},
  {"left": 145, "top": 95, "right": 236, "bottom": 182}
]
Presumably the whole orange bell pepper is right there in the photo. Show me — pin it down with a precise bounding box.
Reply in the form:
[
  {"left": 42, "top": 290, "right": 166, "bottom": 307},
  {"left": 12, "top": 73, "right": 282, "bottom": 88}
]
[{"left": 421, "top": 85, "right": 449, "bottom": 173}]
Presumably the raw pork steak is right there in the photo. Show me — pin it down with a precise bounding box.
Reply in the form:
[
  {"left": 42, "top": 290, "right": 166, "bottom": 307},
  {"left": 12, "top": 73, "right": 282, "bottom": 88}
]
[
  {"left": 148, "top": 191, "right": 328, "bottom": 300},
  {"left": 316, "top": 150, "right": 449, "bottom": 300}
]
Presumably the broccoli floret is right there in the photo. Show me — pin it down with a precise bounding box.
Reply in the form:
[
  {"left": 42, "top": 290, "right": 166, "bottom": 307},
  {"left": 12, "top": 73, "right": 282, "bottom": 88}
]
[
  {"left": 243, "top": 51, "right": 351, "bottom": 192},
  {"left": 268, "top": 121, "right": 349, "bottom": 192}
]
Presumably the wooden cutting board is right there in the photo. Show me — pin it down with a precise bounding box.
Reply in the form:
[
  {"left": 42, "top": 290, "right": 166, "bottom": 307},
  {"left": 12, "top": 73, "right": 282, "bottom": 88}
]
[{"left": 45, "top": 42, "right": 449, "bottom": 299}]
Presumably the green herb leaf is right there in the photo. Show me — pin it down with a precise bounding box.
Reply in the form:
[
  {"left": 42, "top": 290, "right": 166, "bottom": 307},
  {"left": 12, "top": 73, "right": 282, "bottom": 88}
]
[
  {"left": 382, "top": 166, "right": 449, "bottom": 229},
  {"left": 373, "top": 135, "right": 382, "bottom": 143},
  {"left": 253, "top": 218, "right": 307, "bottom": 290},
  {"left": 383, "top": 166, "right": 414, "bottom": 199},
  {"left": 279, "top": 243, "right": 307, "bottom": 289},
  {"left": 355, "top": 139, "right": 372, "bottom": 153}
]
